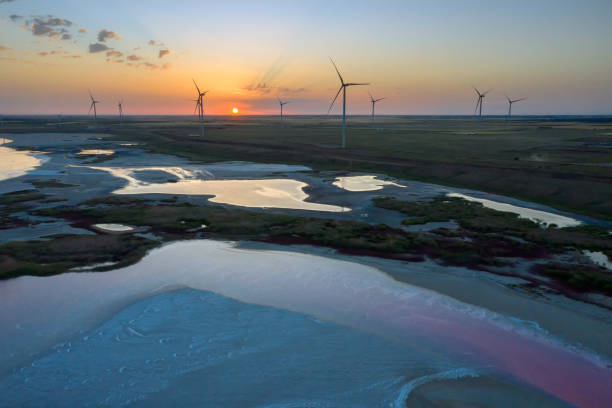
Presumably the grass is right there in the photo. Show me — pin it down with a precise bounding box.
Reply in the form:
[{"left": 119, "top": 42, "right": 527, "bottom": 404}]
[
  {"left": 0, "top": 190, "right": 47, "bottom": 205},
  {"left": 0, "top": 234, "right": 158, "bottom": 279},
  {"left": 3, "top": 115, "right": 611, "bottom": 219},
  {"left": 534, "top": 263, "right": 612, "bottom": 294},
  {"left": 29, "top": 179, "right": 76, "bottom": 188},
  {"left": 373, "top": 196, "right": 612, "bottom": 253}
]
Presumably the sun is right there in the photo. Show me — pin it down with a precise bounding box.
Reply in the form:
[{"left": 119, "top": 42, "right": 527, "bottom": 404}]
[{"left": 232, "top": 107, "right": 239, "bottom": 114}]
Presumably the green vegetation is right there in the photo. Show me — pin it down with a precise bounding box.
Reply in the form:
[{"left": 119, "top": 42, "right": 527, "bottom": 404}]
[
  {"left": 0, "top": 234, "right": 158, "bottom": 279},
  {"left": 0, "top": 190, "right": 46, "bottom": 205},
  {"left": 373, "top": 196, "right": 612, "bottom": 253},
  {"left": 535, "top": 264, "right": 612, "bottom": 294},
  {"left": 29, "top": 179, "right": 76, "bottom": 188},
  {"left": 3, "top": 116, "right": 611, "bottom": 219}
]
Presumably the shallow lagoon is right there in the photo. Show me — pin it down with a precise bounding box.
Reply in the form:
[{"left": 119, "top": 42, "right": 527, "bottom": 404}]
[
  {"left": 0, "top": 240, "right": 609, "bottom": 407},
  {"left": 84, "top": 165, "right": 347, "bottom": 212},
  {"left": 333, "top": 175, "right": 404, "bottom": 192},
  {"left": 447, "top": 192, "right": 581, "bottom": 228},
  {"left": 0, "top": 140, "right": 46, "bottom": 182}
]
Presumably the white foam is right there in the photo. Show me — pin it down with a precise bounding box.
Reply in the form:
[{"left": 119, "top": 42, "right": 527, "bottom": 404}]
[{"left": 393, "top": 368, "right": 479, "bottom": 408}]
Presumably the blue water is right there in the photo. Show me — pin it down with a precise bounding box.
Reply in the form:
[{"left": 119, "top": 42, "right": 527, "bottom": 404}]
[{"left": 1, "top": 289, "right": 467, "bottom": 407}]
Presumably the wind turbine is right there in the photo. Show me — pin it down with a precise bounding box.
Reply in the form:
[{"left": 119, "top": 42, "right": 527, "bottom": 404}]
[
  {"left": 368, "top": 92, "right": 385, "bottom": 123},
  {"left": 328, "top": 58, "right": 369, "bottom": 148},
  {"left": 506, "top": 95, "right": 526, "bottom": 118},
  {"left": 88, "top": 90, "right": 100, "bottom": 127},
  {"left": 192, "top": 79, "right": 208, "bottom": 137},
  {"left": 473, "top": 87, "right": 491, "bottom": 119},
  {"left": 278, "top": 97, "right": 289, "bottom": 120},
  {"left": 118, "top": 99, "right": 123, "bottom": 125}
]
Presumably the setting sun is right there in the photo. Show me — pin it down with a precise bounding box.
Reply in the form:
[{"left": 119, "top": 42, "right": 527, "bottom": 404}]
[{"left": 232, "top": 107, "right": 239, "bottom": 114}]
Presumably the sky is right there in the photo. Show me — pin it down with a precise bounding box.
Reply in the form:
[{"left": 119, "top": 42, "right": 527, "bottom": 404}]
[{"left": 0, "top": 0, "right": 611, "bottom": 115}]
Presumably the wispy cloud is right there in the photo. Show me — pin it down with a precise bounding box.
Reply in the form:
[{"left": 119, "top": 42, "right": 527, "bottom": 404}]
[
  {"left": 97, "top": 29, "right": 121, "bottom": 42},
  {"left": 0, "top": 45, "right": 13, "bottom": 51},
  {"left": 9, "top": 14, "right": 22, "bottom": 22},
  {"left": 158, "top": 49, "right": 170, "bottom": 58},
  {"left": 78, "top": 28, "right": 86, "bottom": 33},
  {"left": 148, "top": 40, "right": 156, "bottom": 46},
  {"left": 126, "top": 54, "right": 141, "bottom": 61},
  {"left": 244, "top": 56, "right": 292, "bottom": 95},
  {"left": 106, "top": 50, "right": 123, "bottom": 58},
  {"left": 0, "top": 0, "right": 17, "bottom": 3},
  {"left": 89, "top": 43, "right": 111, "bottom": 53}
]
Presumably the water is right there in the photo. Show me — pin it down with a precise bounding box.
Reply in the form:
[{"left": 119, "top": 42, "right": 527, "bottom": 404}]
[
  {"left": 0, "top": 240, "right": 609, "bottom": 407},
  {"left": 77, "top": 149, "right": 115, "bottom": 155},
  {"left": 333, "top": 175, "right": 404, "bottom": 192},
  {"left": 82, "top": 166, "right": 347, "bottom": 212},
  {"left": 447, "top": 192, "right": 581, "bottom": 228},
  {"left": 584, "top": 250, "right": 612, "bottom": 270},
  {"left": 93, "top": 223, "right": 135, "bottom": 232},
  {"left": 0, "top": 139, "right": 46, "bottom": 182}
]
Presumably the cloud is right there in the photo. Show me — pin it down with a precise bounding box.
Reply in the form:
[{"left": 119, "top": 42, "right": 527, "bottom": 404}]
[
  {"left": 30, "top": 16, "right": 73, "bottom": 38},
  {"left": 148, "top": 40, "right": 156, "bottom": 46},
  {"left": 244, "top": 56, "right": 291, "bottom": 95},
  {"left": 78, "top": 28, "right": 86, "bottom": 33},
  {"left": 9, "top": 14, "right": 22, "bottom": 22},
  {"left": 89, "top": 42, "right": 111, "bottom": 53},
  {"left": 37, "top": 49, "right": 68, "bottom": 57},
  {"left": 106, "top": 50, "right": 123, "bottom": 58},
  {"left": 97, "top": 29, "right": 121, "bottom": 42},
  {"left": 158, "top": 49, "right": 170, "bottom": 58},
  {"left": 0, "top": 0, "right": 17, "bottom": 3},
  {"left": 0, "top": 45, "right": 13, "bottom": 51},
  {"left": 127, "top": 54, "right": 141, "bottom": 61},
  {"left": 106, "top": 58, "right": 123, "bottom": 63},
  {"left": 62, "top": 54, "right": 82, "bottom": 59},
  {"left": 61, "top": 33, "right": 71, "bottom": 40}
]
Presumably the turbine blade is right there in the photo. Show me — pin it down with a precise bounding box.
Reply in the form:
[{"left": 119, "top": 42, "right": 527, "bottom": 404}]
[
  {"left": 375, "top": 97, "right": 386, "bottom": 102},
  {"left": 483, "top": 89, "right": 492, "bottom": 96},
  {"left": 328, "top": 86, "right": 343, "bottom": 114},
  {"left": 329, "top": 57, "right": 344, "bottom": 85},
  {"left": 368, "top": 91, "right": 373, "bottom": 102},
  {"left": 192, "top": 78, "right": 201, "bottom": 94},
  {"left": 513, "top": 97, "right": 526, "bottom": 103},
  {"left": 345, "top": 82, "right": 369, "bottom": 86},
  {"left": 473, "top": 86, "right": 481, "bottom": 96}
]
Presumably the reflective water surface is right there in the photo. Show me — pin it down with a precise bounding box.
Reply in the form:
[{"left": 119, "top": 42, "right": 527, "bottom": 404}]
[
  {"left": 84, "top": 166, "right": 347, "bottom": 212},
  {"left": 92, "top": 223, "right": 135, "bottom": 232},
  {"left": 447, "top": 192, "right": 581, "bottom": 228},
  {"left": 0, "top": 240, "right": 609, "bottom": 407},
  {"left": 333, "top": 175, "right": 405, "bottom": 192},
  {"left": 0, "top": 140, "right": 46, "bottom": 182},
  {"left": 77, "top": 149, "right": 115, "bottom": 155}
]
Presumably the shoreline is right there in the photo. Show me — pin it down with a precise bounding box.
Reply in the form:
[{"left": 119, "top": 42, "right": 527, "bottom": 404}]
[{"left": 236, "top": 240, "right": 612, "bottom": 359}]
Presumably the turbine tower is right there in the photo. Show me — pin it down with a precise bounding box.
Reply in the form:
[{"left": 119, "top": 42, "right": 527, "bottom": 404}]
[
  {"left": 118, "top": 99, "right": 123, "bottom": 125},
  {"left": 192, "top": 79, "right": 208, "bottom": 137},
  {"left": 506, "top": 95, "right": 526, "bottom": 118},
  {"left": 88, "top": 90, "right": 100, "bottom": 127},
  {"left": 473, "top": 87, "right": 491, "bottom": 119},
  {"left": 328, "top": 58, "right": 369, "bottom": 148},
  {"left": 368, "top": 92, "right": 385, "bottom": 122},
  {"left": 278, "top": 97, "right": 289, "bottom": 120}
]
